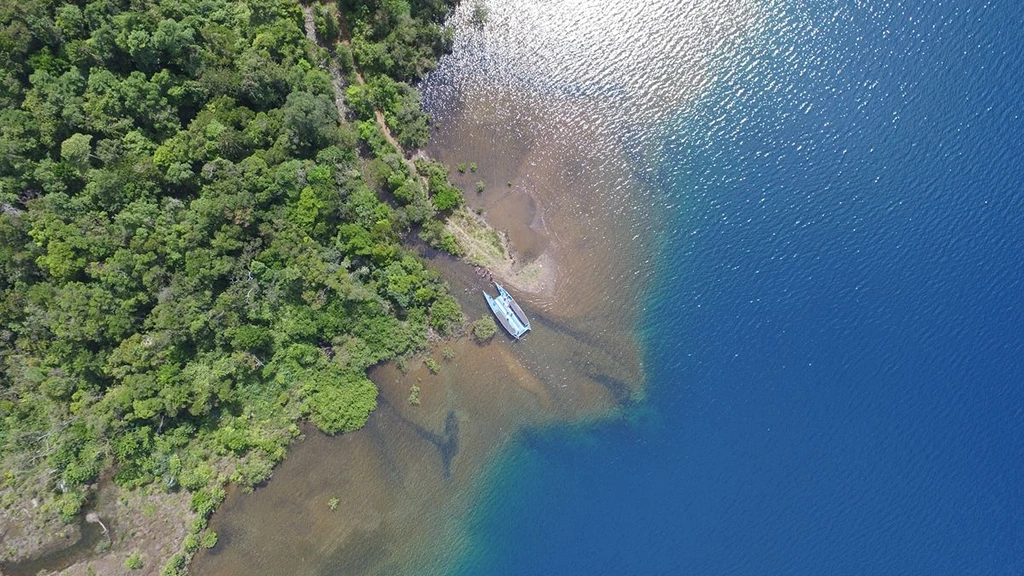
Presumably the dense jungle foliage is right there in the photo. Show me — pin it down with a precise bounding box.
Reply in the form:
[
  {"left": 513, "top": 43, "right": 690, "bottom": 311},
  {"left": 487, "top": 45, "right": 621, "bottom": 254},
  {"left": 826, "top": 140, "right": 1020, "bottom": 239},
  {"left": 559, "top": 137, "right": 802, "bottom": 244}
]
[{"left": 0, "top": 0, "right": 460, "bottom": 564}]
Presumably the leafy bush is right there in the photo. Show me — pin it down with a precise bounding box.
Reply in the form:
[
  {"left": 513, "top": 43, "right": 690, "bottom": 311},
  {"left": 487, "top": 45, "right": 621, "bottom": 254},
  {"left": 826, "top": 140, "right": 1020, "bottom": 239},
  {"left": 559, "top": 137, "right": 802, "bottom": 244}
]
[
  {"left": 429, "top": 295, "right": 464, "bottom": 335},
  {"left": 416, "top": 159, "right": 464, "bottom": 211},
  {"left": 125, "top": 552, "right": 144, "bottom": 570},
  {"left": 200, "top": 530, "right": 219, "bottom": 549},
  {"left": 473, "top": 316, "right": 498, "bottom": 341},
  {"left": 425, "top": 358, "right": 440, "bottom": 374},
  {"left": 304, "top": 371, "right": 379, "bottom": 434}
]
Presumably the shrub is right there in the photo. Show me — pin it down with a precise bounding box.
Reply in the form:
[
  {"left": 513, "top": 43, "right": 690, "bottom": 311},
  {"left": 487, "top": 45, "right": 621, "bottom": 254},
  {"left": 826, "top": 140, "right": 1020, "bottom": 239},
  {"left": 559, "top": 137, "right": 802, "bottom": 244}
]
[
  {"left": 125, "top": 552, "right": 144, "bottom": 570},
  {"left": 432, "top": 185, "right": 463, "bottom": 211},
  {"left": 471, "top": 2, "right": 489, "bottom": 25},
  {"left": 425, "top": 358, "right": 440, "bottom": 374},
  {"left": 305, "top": 373, "right": 379, "bottom": 434},
  {"left": 408, "top": 385, "right": 421, "bottom": 405},
  {"left": 438, "top": 231, "right": 462, "bottom": 255},
  {"left": 190, "top": 486, "right": 226, "bottom": 518},
  {"left": 429, "top": 295, "right": 463, "bottom": 335},
  {"left": 473, "top": 316, "right": 498, "bottom": 341},
  {"left": 183, "top": 533, "right": 200, "bottom": 553},
  {"left": 201, "top": 530, "right": 218, "bottom": 549},
  {"left": 160, "top": 553, "right": 186, "bottom": 576}
]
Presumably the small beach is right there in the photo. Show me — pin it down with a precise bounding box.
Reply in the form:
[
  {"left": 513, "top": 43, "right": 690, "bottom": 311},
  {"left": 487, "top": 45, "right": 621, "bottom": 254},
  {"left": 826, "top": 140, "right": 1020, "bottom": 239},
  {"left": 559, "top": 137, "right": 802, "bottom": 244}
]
[
  {"left": 191, "top": 24, "right": 651, "bottom": 575},
  {"left": 190, "top": 1, "right": 765, "bottom": 573},
  {"left": 190, "top": 0, "right": 1024, "bottom": 574}
]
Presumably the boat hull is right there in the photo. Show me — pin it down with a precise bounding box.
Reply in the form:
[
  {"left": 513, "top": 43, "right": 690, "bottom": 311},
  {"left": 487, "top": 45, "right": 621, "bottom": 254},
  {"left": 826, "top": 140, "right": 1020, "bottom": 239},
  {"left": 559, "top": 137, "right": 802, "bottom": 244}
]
[
  {"left": 496, "top": 283, "right": 531, "bottom": 330},
  {"left": 483, "top": 284, "right": 531, "bottom": 339}
]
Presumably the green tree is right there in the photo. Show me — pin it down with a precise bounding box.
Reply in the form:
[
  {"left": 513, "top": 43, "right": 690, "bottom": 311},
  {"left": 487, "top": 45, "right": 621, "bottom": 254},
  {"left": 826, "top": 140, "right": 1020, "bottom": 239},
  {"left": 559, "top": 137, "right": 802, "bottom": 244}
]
[
  {"left": 60, "top": 133, "right": 92, "bottom": 173},
  {"left": 282, "top": 90, "right": 339, "bottom": 155},
  {"left": 0, "top": 0, "right": 461, "bottom": 570}
]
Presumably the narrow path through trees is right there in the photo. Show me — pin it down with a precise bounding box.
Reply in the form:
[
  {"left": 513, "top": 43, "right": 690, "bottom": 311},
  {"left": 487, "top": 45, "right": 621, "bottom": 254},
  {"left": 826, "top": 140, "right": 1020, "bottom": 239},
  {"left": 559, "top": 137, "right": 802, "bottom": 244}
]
[{"left": 299, "top": 3, "right": 419, "bottom": 177}]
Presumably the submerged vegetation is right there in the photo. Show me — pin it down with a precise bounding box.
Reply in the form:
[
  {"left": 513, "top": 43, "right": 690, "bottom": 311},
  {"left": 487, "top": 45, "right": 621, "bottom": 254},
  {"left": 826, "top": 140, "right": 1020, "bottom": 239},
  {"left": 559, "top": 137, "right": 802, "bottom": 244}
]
[
  {"left": 425, "top": 357, "right": 440, "bottom": 374},
  {"left": 0, "top": 0, "right": 459, "bottom": 569}
]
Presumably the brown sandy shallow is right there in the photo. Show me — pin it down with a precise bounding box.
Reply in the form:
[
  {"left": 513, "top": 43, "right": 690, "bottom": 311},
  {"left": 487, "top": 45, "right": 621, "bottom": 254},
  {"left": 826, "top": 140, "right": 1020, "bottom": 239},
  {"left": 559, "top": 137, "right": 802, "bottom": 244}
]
[
  {"left": 190, "top": 86, "right": 653, "bottom": 576},
  {"left": 2, "top": 91, "right": 651, "bottom": 576},
  {"left": 4, "top": 47, "right": 655, "bottom": 576},
  {"left": 2, "top": 1, "right": 766, "bottom": 571}
]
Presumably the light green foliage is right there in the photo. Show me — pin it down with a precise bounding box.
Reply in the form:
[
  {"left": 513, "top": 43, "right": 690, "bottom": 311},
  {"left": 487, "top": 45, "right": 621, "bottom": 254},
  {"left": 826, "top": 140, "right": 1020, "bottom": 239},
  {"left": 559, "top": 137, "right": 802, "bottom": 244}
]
[
  {"left": 0, "top": 0, "right": 460, "bottom": 567},
  {"left": 473, "top": 316, "right": 498, "bottom": 341},
  {"left": 125, "top": 552, "right": 144, "bottom": 570},
  {"left": 476, "top": 180, "right": 485, "bottom": 193},
  {"left": 408, "top": 385, "right": 421, "bottom": 405},
  {"left": 328, "top": 496, "right": 340, "bottom": 511},
  {"left": 416, "top": 159, "right": 463, "bottom": 212},
  {"left": 346, "top": 76, "right": 429, "bottom": 150},
  {"left": 190, "top": 485, "right": 226, "bottom": 519},
  {"left": 60, "top": 133, "right": 92, "bottom": 172},
  {"left": 160, "top": 553, "right": 187, "bottom": 576},
  {"left": 469, "top": 162, "right": 477, "bottom": 172},
  {"left": 430, "top": 294, "right": 464, "bottom": 335},
  {"left": 425, "top": 358, "right": 440, "bottom": 375},
  {"left": 200, "top": 530, "right": 218, "bottom": 549},
  {"left": 305, "top": 372, "right": 379, "bottom": 435}
]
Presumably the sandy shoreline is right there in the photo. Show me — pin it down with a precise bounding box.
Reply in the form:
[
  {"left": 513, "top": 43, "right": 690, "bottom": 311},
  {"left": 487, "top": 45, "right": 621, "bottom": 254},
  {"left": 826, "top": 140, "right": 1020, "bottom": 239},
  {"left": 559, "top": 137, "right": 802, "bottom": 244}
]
[
  {"left": 189, "top": 79, "right": 651, "bottom": 574},
  {"left": 3, "top": 79, "right": 648, "bottom": 576},
  {"left": 5, "top": 3, "right": 658, "bottom": 572}
]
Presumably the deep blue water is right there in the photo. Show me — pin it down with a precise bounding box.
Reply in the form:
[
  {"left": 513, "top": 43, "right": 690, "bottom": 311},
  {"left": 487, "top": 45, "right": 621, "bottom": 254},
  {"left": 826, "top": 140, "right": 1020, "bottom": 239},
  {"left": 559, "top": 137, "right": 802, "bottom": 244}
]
[{"left": 450, "top": 1, "right": 1024, "bottom": 574}]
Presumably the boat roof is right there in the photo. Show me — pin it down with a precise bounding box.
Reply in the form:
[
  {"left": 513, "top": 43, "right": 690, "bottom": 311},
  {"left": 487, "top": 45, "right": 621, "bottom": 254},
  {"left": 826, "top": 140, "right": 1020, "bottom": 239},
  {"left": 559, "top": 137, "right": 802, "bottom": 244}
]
[
  {"left": 496, "top": 283, "right": 530, "bottom": 329},
  {"left": 484, "top": 289, "right": 530, "bottom": 339}
]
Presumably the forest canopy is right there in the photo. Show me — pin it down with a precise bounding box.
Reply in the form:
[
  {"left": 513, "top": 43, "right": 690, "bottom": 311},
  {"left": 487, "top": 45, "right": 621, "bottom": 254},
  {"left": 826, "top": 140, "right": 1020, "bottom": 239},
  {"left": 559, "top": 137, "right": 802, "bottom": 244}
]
[{"left": 0, "top": 0, "right": 460, "bottom": 563}]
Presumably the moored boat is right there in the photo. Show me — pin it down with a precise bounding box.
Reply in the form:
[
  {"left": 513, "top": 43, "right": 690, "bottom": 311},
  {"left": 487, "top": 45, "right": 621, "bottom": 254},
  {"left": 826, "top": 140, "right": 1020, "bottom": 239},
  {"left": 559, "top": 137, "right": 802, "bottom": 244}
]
[{"left": 483, "top": 282, "right": 531, "bottom": 339}]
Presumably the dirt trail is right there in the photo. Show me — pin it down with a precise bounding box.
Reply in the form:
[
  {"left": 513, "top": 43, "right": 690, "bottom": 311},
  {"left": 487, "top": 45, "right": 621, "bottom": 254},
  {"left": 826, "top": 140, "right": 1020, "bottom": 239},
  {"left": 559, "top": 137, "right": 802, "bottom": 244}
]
[
  {"left": 300, "top": 4, "right": 416, "bottom": 176},
  {"left": 300, "top": 5, "right": 349, "bottom": 122},
  {"left": 298, "top": 3, "right": 537, "bottom": 290}
]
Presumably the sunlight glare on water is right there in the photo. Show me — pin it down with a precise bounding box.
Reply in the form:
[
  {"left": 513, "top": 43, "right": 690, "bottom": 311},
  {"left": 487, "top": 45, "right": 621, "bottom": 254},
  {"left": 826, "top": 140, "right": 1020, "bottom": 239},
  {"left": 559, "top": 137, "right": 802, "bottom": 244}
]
[
  {"left": 421, "top": 0, "right": 771, "bottom": 321},
  {"left": 424, "top": 0, "right": 766, "bottom": 154},
  {"left": 193, "top": 0, "right": 1024, "bottom": 574}
]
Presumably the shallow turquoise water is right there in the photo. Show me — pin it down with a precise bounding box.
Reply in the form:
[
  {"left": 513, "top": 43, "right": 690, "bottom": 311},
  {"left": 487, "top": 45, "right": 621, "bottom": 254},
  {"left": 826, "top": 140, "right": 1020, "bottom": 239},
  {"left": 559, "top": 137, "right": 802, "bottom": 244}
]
[{"left": 427, "top": 0, "right": 1024, "bottom": 574}]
